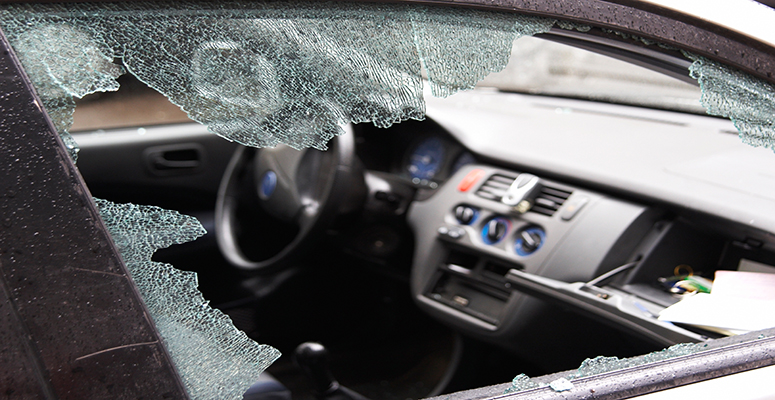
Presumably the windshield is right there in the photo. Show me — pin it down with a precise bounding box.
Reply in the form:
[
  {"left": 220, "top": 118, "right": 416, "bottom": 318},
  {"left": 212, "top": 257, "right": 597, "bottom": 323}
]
[{"left": 479, "top": 36, "right": 703, "bottom": 113}]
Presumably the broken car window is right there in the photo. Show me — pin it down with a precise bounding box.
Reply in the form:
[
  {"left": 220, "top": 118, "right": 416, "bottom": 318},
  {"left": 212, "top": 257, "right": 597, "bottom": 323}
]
[
  {"left": 0, "top": 2, "right": 553, "bottom": 398},
  {"left": 3, "top": 1, "right": 775, "bottom": 399}
]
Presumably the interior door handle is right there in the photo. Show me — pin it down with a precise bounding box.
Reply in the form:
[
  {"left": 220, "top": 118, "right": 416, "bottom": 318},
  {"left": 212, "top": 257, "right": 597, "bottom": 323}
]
[{"left": 144, "top": 143, "right": 204, "bottom": 175}]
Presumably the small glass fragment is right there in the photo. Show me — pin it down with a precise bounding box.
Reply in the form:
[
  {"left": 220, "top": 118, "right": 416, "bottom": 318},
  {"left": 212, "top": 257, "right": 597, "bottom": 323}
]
[
  {"left": 506, "top": 342, "right": 703, "bottom": 395},
  {"left": 549, "top": 378, "right": 574, "bottom": 392},
  {"left": 601, "top": 29, "right": 678, "bottom": 50},
  {"left": 572, "top": 342, "right": 701, "bottom": 379},
  {"left": 504, "top": 373, "right": 540, "bottom": 394},
  {"left": 555, "top": 20, "right": 591, "bottom": 32}
]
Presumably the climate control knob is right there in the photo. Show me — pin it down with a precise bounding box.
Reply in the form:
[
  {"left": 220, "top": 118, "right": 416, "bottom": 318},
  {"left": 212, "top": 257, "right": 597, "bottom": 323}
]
[
  {"left": 515, "top": 226, "right": 545, "bottom": 256},
  {"left": 482, "top": 217, "right": 510, "bottom": 244},
  {"left": 454, "top": 205, "right": 477, "bottom": 225}
]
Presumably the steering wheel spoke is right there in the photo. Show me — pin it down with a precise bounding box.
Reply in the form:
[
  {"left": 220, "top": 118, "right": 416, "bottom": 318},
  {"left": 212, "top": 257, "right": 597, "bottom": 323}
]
[
  {"left": 296, "top": 202, "right": 321, "bottom": 233},
  {"left": 215, "top": 125, "right": 360, "bottom": 273}
]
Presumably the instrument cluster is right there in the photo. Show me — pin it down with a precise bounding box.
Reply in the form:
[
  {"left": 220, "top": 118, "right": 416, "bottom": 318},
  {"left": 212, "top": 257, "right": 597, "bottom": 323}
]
[{"left": 403, "top": 135, "right": 475, "bottom": 185}]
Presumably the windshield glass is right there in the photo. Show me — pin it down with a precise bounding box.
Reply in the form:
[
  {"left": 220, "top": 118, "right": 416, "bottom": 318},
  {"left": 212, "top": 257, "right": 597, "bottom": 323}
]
[{"left": 479, "top": 36, "right": 703, "bottom": 113}]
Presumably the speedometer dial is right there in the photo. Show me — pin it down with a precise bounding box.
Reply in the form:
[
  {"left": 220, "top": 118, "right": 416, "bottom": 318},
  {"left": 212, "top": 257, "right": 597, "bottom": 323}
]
[{"left": 407, "top": 137, "right": 445, "bottom": 180}]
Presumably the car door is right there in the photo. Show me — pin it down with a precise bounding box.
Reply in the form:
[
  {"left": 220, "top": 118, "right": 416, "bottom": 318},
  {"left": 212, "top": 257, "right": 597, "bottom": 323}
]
[{"left": 1, "top": 1, "right": 774, "bottom": 400}]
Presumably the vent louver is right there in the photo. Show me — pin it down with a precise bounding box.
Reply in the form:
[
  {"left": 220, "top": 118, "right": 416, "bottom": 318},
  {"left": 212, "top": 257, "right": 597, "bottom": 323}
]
[
  {"left": 475, "top": 173, "right": 517, "bottom": 200},
  {"left": 475, "top": 173, "right": 572, "bottom": 217},
  {"left": 531, "top": 186, "right": 572, "bottom": 216}
]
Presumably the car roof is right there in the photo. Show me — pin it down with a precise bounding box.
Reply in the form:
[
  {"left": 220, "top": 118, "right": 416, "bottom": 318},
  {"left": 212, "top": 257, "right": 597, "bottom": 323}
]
[{"left": 641, "top": 0, "right": 775, "bottom": 47}]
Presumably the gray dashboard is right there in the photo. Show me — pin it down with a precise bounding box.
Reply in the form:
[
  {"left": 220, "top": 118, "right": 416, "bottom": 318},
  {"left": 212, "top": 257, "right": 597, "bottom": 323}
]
[
  {"left": 424, "top": 89, "right": 775, "bottom": 236},
  {"left": 406, "top": 89, "right": 775, "bottom": 352}
]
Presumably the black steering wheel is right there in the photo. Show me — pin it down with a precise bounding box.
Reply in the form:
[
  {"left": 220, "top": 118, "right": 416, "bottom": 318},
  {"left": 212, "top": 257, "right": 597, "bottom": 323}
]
[{"left": 215, "top": 126, "right": 359, "bottom": 273}]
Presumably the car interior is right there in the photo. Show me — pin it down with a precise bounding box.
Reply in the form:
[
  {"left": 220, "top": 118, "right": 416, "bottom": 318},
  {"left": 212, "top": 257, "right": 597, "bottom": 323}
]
[{"left": 60, "top": 16, "right": 775, "bottom": 400}]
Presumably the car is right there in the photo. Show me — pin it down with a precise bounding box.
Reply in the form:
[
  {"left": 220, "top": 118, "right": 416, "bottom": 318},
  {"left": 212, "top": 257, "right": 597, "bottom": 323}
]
[{"left": 1, "top": 1, "right": 774, "bottom": 400}]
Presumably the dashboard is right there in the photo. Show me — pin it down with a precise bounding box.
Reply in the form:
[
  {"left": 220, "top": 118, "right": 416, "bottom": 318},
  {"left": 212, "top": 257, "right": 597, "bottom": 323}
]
[{"left": 377, "top": 89, "right": 775, "bottom": 368}]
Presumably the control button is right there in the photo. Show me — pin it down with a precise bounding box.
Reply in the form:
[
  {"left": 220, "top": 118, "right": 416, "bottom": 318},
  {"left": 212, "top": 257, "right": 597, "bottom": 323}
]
[
  {"left": 457, "top": 168, "right": 485, "bottom": 192},
  {"left": 514, "top": 226, "right": 546, "bottom": 256},
  {"left": 438, "top": 226, "right": 465, "bottom": 240},
  {"left": 519, "top": 231, "right": 540, "bottom": 252},
  {"left": 448, "top": 227, "right": 465, "bottom": 239},
  {"left": 487, "top": 220, "right": 506, "bottom": 242},
  {"left": 452, "top": 295, "right": 469, "bottom": 307},
  {"left": 454, "top": 205, "right": 478, "bottom": 225},
  {"left": 482, "top": 217, "right": 510, "bottom": 244},
  {"left": 560, "top": 196, "right": 589, "bottom": 221}
]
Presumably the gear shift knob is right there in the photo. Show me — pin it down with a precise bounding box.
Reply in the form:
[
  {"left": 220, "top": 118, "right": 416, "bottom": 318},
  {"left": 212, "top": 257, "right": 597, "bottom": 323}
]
[
  {"left": 294, "top": 342, "right": 370, "bottom": 400},
  {"left": 294, "top": 342, "right": 338, "bottom": 395}
]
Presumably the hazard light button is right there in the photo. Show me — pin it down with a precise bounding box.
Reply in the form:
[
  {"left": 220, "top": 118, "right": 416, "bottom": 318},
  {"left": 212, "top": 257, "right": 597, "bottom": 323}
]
[{"left": 457, "top": 169, "right": 485, "bottom": 192}]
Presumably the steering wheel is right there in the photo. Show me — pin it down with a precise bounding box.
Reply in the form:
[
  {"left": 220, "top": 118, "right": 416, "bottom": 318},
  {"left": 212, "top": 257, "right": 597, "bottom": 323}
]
[{"left": 215, "top": 126, "right": 359, "bottom": 273}]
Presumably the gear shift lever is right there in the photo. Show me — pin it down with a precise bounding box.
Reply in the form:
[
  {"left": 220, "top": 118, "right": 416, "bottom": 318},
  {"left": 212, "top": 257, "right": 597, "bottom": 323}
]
[{"left": 294, "top": 342, "right": 369, "bottom": 400}]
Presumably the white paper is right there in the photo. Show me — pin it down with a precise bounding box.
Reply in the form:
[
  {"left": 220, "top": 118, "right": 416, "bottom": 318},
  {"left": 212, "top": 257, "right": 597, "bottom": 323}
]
[
  {"left": 658, "top": 293, "right": 775, "bottom": 332},
  {"left": 712, "top": 270, "right": 775, "bottom": 300},
  {"left": 738, "top": 258, "right": 775, "bottom": 275}
]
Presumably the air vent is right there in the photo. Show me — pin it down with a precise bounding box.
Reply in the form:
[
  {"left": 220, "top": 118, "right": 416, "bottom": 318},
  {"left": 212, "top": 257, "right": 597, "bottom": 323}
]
[
  {"left": 475, "top": 173, "right": 572, "bottom": 217},
  {"left": 530, "top": 186, "right": 572, "bottom": 216},
  {"left": 475, "top": 173, "right": 516, "bottom": 200}
]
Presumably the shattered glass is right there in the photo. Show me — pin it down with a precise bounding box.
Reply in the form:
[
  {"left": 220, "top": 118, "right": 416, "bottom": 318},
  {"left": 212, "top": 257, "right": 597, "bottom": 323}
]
[
  {"left": 592, "top": 30, "right": 775, "bottom": 153},
  {"left": 554, "top": 20, "right": 591, "bottom": 32},
  {"left": 0, "top": 1, "right": 553, "bottom": 151},
  {"left": 8, "top": 23, "right": 124, "bottom": 161},
  {"left": 411, "top": 8, "right": 553, "bottom": 97},
  {"left": 601, "top": 28, "right": 678, "bottom": 50},
  {"left": 686, "top": 53, "right": 775, "bottom": 152},
  {"left": 503, "top": 373, "right": 540, "bottom": 394},
  {"left": 504, "top": 342, "right": 703, "bottom": 394},
  {"left": 569, "top": 342, "right": 701, "bottom": 379},
  {"left": 0, "top": 2, "right": 556, "bottom": 399},
  {"left": 94, "top": 199, "right": 280, "bottom": 399}
]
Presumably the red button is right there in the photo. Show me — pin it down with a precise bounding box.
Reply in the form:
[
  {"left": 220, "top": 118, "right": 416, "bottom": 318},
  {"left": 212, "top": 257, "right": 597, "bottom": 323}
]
[{"left": 458, "top": 169, "right": 485, "bottom": 192}]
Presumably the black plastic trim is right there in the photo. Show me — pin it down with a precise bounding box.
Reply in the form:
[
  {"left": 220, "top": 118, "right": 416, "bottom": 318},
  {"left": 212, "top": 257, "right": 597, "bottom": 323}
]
[{"left": 0, "top": 26, "right": 189, "bottom": 399}]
